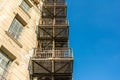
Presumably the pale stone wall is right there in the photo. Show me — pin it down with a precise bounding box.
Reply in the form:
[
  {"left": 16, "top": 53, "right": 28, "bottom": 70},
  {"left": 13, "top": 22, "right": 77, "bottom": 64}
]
[{"left": 0, "top": 0, "right": 41, "bottom": 80}]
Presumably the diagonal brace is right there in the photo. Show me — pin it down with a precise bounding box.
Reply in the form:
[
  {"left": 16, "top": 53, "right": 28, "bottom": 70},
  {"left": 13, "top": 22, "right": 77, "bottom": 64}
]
[
  {"left": 32, "top": 60, "right": 52, "bottom": 73},
  {"left": 55, "top": 62, "right": 69, "bottom": 73}
]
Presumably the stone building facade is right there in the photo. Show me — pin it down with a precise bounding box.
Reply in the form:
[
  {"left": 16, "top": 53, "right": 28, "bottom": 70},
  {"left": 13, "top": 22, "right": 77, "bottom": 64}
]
[{"left": 0, "top": 0, "right": 41, "bottom": 80}]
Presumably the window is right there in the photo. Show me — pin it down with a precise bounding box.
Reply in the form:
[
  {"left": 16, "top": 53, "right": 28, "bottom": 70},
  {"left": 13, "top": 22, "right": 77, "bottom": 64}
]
[
  {"left": 8, "top": 18, "right": 23, "bottom": 39},
  {"left": 20, "top": 0, "right": 31, "bottom": 13},
  {"left": 0, "top": 50, "right": 12, "bottom": 78}
]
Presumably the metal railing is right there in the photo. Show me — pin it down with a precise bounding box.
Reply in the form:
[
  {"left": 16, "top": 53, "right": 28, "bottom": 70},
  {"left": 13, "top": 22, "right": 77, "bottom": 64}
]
[
  {"left": 56, "top": 0, "right": 66, "bottom": 5},
  {"left": 55, "top": 19, "right": 68, "bottom": 25},
  {"left": 39, "top": 19, "right": 68, "bottom": 25},
  {"left": 33, "top": 48, "right": 73, "bottom": 58},
  {"left": 39, "top": 19, "right": 53, "bottom": 25},
  {"left": 43, "top": 0, "right": 66, "bottom": 5},
  {"left": 44, "top": 2, "right": 66, "bottom": 5},
  {"left": 44, "top": 2, "right": 54, "bottom": 5}
]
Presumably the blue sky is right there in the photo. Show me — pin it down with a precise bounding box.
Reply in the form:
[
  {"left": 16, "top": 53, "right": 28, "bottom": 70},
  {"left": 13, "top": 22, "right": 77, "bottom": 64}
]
[{"left": 67, "top": 0, "right": 120, "bottom": 80}]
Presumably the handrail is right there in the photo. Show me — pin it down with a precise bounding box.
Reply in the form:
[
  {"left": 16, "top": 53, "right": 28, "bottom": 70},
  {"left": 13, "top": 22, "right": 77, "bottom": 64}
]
[
  {"left": 39, "top": 19, "right": 68, "bottom": 25},
  {"left": 43, "top": 0, "right": 66, "bottom": 5},
  {"left": 33, "top": 48, "right": 73, "bottom": 58}
]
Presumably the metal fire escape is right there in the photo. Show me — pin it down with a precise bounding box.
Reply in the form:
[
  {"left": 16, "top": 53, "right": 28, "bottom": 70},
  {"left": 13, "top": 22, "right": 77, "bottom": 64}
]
[{"left": 29, "top": 0, "right": 74, "bottom": 80}]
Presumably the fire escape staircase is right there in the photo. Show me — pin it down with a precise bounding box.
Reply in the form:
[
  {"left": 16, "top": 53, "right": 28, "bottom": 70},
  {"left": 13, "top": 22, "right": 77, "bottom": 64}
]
[{"left": 28, "top": 0, "right": 74, "bottom": 80}]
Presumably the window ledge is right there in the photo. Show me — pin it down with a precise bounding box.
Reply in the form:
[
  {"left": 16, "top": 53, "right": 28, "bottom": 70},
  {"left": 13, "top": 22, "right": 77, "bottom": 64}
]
[{"left": 5, "top": 31, "right": 23, "bottom": 48}]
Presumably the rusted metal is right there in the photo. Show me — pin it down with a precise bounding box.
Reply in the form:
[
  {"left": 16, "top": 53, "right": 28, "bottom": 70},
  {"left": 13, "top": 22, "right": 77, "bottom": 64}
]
[{"left": 29, "top": 0, "right": 73, "bottom": 80}]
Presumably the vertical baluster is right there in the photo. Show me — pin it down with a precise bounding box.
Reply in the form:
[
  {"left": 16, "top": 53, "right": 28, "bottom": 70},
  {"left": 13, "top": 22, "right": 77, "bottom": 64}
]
[
  {"left": 58, "top": 50, "right": 59, "bottom": 58},
  {"left": 55, "top": 50, "right": 57, "bottom": 58}
]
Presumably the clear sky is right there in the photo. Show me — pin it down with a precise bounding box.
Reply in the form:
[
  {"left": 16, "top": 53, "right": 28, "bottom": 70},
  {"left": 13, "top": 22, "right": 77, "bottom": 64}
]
[{"left": 66, "top": 0, "right": 120, "bottom": 80}]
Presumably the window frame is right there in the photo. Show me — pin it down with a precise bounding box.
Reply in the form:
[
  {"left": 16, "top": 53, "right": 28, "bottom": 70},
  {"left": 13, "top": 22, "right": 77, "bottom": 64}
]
[
  {"left": 8, "top": 18, "right": 24, "bottom": 39},
  {"left": 0, "top": 50, "right": 13, "bottom": 78},
  {"left": 20, "top": 0, "right": 32, "bottom": 15},
  {"left": 8, "top": 14, "right": 26, "bottom": 40}
]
